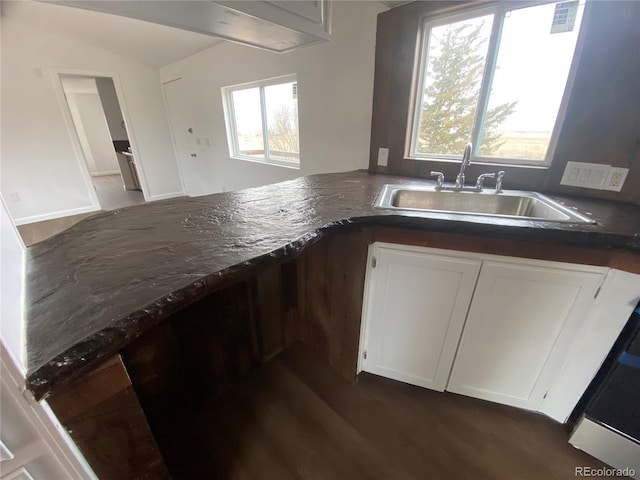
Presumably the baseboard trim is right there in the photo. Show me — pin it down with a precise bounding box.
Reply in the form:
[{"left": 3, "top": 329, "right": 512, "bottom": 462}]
[
  {"left": 13, "top": 205, "right": 100, "bottom": 226},
  {"left": 147, "top": 191, "right": 184, "bottom": 202}
]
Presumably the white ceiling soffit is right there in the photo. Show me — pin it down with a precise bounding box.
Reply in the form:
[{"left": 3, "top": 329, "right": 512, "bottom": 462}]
[
  {"left": 3, "top": 1, "right": 224, "bottom": 68},
  {"left": 49, "top": 1, "right": 325, "bottom": 53},
  {"left": 382, "top": 1, "right": 414, "bottom": 8}
]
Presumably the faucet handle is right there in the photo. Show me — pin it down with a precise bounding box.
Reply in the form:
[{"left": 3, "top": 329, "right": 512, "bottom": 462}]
[
  {"left": 475, "top": 173, "right": 495, "bottom": 191},
  {"left": 430, "top": 171, "right": 445, "bottom": 190},
  {"left": 495, "top": 171, "right": 505, "bottom": 193}
]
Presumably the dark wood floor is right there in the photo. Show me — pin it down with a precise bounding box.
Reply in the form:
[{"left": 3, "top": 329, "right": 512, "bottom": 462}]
[{"left": 155, "top": 344, "right": 607, "bottom": 479}]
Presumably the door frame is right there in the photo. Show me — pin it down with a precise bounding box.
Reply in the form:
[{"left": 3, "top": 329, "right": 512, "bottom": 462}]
[
  {"left": 0, "top": 342, "right": 97, "bottom": 479},
  {"left": 161, "top": 76, "right": 189, "bottom": 196},
  {"left": 51, "top": 68, "right": 151, "bottom": 203}
]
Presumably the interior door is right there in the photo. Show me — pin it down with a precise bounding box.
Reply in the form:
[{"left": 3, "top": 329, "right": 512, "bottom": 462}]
[
  {"left": 361, "top": 244, "right": 481, "bottom": 391},
  {"left": 162, "top": 78, "right": 202, "bottom": 196}
]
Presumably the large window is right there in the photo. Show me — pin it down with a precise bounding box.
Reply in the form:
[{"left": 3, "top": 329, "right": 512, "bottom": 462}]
[
  {"left": 409, "top": 1, "right": 585, "bottom": 166},
  {"left": 223, "top": 75, "right": 300, "bottom": 168}
]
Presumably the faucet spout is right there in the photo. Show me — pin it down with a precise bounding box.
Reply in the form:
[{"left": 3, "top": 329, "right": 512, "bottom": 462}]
[{"left": 455, "top": 142, "right": 473, "bottom": 190}]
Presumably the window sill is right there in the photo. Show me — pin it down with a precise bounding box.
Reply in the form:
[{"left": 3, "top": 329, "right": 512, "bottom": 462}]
[
  {"left": 232, "top": 155, "right": 300, "bottom": 170},
  {"left": 405, "top": 156, "right": 550, "bottom": 170}
]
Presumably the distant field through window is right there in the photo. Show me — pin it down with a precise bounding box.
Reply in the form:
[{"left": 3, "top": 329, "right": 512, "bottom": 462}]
[
  {"left": 410, "top": 1, "right": 585, "bottom": 166},
  {"left": 223, "top": 75, "right": 300, "bottom": 168}
]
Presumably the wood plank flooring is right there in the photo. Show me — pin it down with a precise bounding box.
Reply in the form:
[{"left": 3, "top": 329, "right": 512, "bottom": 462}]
[
  {"left": 154, "top": 344, "right": 609, "bottom": 479},
  {"left": 17, "top": 175, "right": 146, "bottom": 246},
  {"left": 17, "top": 211, "right": 96, "bottom": 246}
]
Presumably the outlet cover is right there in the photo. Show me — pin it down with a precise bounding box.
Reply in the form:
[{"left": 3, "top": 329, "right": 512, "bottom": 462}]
[
  {"left": 560, "top": 161, "right": 610, "bottom": 189},
  {"left": 377, "top": 148, "right": 389, "bottom": 167},
  {"left": 602, "top": 167, "right": 629, "bottom": 192}
]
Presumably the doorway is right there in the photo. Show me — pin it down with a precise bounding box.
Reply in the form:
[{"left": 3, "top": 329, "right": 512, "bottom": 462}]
[
  {"left": 162, "top": 78, "right": 201, "bottom": 196},
  {"left": 60, "top": 74, "right": 145, "bottom": 210}
]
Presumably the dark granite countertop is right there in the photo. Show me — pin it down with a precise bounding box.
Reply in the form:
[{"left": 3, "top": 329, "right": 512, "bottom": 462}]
[{"left": 25, "top": 170, "right": 640, "bottom": 399}]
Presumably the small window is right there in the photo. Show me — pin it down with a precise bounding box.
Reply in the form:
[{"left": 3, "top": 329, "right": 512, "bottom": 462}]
[
  {"left": 222, "top": 75, "right": 300, "bottom": 168},
  {"left": 409, "top": 1, "right": 585, "bottom": 166}
]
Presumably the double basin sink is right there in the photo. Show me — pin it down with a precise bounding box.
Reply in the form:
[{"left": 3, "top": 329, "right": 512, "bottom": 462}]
[{"left": 375, "top": 184, "right": 595, "bottom": 224}]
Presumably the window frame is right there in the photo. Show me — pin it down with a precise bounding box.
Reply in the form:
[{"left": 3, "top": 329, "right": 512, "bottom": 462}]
[
  {"left": 407, "top": 0, "right": 587, "bottom": 167},
  {"left": 222, "top": 74, "right": 300, "bottom": 169}
]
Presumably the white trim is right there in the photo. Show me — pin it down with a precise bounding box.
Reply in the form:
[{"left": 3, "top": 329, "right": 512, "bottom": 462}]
[
  {"left": 161, "top": 78, "right": 189, "bottom": 196},
  {"left": 12, "top": 205, "right": 99, "bottom": 226},
  {"left": 223, "top": 73, "right": 299, "bottom": 92},
  {"left": 408, "top": 6, "right": 498, "bottom": 160},
  {"left": 0, "top": 196, "right": 26, "bottom": 374},
  {"left": 357, "top": 245, "right": 376, "bottom": 375},
  {"left": 91, "top": 170, "right": 121, "bottom": 177},
  {"left": 232, "top": 155, "right": 301, "bottom": 170},
  {"left": 146, "top": 191, "right": 184, "bottom": 201},
  {"left": 221, "top": 74, "right": 300, "bottom": 168},
  {"left": 539, "top": 268, "right": 640, "bottom": 423},
  {"left": 51, "top": 67, "right": 153, "bottom": 202},
  {"left": 50, "top": 69, "right": 102, "bottom": 212},
  {"left": 0, "top": 342, "right": 97, "bottom": 479}
]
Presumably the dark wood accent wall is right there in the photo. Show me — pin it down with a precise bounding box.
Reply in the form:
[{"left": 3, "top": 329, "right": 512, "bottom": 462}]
[
  {"left": 369, "top": 1, "right": 640, "bottom": 204},
  {"left": 120, "top": 261, "right": 301, "bottom": 422},
  {"left": 46, "top": 356, "right": 170, "bottom": 480},
  {"left": 296, "top": 228, "right": 371, "bottom": 382}
]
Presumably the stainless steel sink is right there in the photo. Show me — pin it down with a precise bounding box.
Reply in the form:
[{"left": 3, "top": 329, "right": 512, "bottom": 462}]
[{"left": 375, "top": 184, "right": 596, "bottom": 224}]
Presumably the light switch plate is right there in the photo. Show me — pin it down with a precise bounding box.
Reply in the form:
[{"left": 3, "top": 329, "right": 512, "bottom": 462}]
[
  {"left": 601, "top": 167, "right": 629, "bottom": 192},
  {"left": 377, "top": 148, "right": 389, "bottom": 167},
  {"left": 560, "top": 161, "right": 610, "bottom": 189}
]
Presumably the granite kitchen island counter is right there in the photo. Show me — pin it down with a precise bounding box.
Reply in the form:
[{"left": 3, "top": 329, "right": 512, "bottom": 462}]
[{"left": 25, "top": 170, "right": 640, "bottom": 399}]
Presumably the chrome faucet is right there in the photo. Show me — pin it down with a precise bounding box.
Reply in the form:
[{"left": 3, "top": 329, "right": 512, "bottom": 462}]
[
  {"left": 495, "top": 171, "right": 505, "bottom": 193},
  {"left": 475, "top": 173, "right": 495, "bottom": 190},
  {"left": 455, "top": 142, "right": 473, "bottom": 190}
]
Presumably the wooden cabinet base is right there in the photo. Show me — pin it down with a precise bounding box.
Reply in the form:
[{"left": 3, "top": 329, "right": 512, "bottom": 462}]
[{"left": 46, "top": 356, "right": 169, "bottom": 480}]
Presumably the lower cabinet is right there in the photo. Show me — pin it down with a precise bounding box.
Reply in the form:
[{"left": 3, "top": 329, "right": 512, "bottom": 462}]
[
  {"left": 446, "top": 260, "right": 603, "bottom": 411},
  {"left": 361, "top": 245, "right": 481, "bottom": 391},
  {"left": 359, "top": 242, "right": 608, "bottom": 417}
]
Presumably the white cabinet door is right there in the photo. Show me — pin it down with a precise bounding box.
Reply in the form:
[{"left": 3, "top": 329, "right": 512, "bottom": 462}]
[
  {"left": 361, "top": 244, "right": 481, "bottom": 391},
  {"left": 447, "top": 260, "right": 605, "bottom": 410}
]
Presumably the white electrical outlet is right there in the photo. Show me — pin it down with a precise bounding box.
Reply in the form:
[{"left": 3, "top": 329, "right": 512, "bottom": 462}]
[
  {"left": 377, "top": 148, "right": 389, "bottom": 167},
  {"left": 560, "top": 161, "right": 610, "bottom": 189},
  {"left": 602, "top": 167, "right": 629, "bottom": 192}
]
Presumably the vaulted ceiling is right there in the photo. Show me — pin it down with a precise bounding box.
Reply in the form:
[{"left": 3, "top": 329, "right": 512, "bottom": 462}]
[{"left": 2, "top": 1, "right": 224, "bottom": 68}]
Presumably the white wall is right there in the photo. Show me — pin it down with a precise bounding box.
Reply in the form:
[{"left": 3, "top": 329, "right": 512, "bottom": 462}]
[
  {"left": 0, "top": 197, "right": 26, "bottom": 374},
  {"left": 160, "top": 0, "right": 386, "bottom": 194},
  {"left": 1, "top": 3, "right": 184, "bottom": 224}
]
